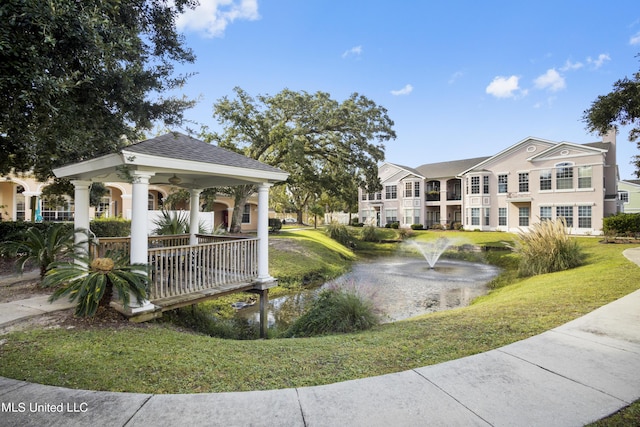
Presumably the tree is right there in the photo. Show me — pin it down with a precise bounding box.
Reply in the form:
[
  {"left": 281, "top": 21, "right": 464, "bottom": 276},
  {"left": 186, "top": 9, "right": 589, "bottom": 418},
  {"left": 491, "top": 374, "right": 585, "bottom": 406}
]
[
  {"left": 583, "top": 55, "right": 640, "bottom": 176},
  {"left": 206, "top": 87, "right": 395, "bottom": 223},
  {"left": 0, "top": 0, "right": 198, "bottom": 179}
]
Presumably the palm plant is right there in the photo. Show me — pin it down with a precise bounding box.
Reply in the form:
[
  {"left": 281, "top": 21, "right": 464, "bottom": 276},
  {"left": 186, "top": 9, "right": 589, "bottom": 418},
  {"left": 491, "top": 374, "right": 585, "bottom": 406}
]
[
  {"left": 153, "top": 209, "right": 211, "bottom": 235},
  {"left": 44, "top": 250, "right": 148, "bottom": 317},
  {"left": 0, "top": 224, "right": 75, "bottom": 279}
]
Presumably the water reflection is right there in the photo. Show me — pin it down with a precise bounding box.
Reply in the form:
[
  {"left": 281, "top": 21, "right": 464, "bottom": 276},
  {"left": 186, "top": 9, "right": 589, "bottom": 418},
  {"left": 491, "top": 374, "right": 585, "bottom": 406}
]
[{"left": 235, "top": 257, "right": 500, "bottom": 329}]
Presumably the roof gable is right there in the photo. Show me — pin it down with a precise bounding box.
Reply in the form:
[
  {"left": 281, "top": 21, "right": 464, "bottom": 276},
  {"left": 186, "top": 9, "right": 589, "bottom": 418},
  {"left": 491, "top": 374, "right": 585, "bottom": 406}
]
[
  {"left": 379, "top": 162, "right": 424, "bottom": 182},
  {"left": 460, "top": 137, "right": 555, "bottom": 175},
  {"left": 527, "top": 141, "right": 607, "bottom": 162}
]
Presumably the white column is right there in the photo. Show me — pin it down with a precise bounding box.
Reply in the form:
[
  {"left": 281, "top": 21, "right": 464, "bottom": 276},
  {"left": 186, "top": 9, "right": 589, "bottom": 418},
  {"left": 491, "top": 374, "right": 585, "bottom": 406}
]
[
  {"left": 71, "top": 180, "right": 91, "bottom": 253},
  {"left": 189, "top": 189, "right": 202, "bottom": 245},
  {"left": 256, "top": 182, "right": 273, "bottom": 282},
  {"left": 128, "top": 172, "right": 155, "bottom": 313}
]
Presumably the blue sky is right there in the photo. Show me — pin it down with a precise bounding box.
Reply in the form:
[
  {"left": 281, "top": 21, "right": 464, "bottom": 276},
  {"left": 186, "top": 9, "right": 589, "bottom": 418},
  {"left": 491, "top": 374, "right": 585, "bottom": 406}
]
[{"left": 170, "top": 0, "right": 640, "bottom": 179}]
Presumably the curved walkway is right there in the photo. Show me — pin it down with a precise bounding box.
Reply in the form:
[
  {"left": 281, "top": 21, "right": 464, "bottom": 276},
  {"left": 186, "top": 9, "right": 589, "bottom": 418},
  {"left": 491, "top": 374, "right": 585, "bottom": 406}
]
[{"left": 1, "top": 250, "right": 640, "bottom": 427}]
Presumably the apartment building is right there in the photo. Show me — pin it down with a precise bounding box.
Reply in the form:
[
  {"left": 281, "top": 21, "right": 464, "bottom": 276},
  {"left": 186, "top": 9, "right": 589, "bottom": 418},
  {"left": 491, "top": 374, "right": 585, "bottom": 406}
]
[{"left": 359, "top": 132, "right": 619, "bottom": 235}]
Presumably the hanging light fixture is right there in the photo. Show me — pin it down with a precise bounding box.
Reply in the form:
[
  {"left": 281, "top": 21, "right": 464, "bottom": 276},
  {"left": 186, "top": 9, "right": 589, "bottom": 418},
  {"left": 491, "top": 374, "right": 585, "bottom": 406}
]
[{"left": 168, "top": 174, "right": 182, "bottom": 185}]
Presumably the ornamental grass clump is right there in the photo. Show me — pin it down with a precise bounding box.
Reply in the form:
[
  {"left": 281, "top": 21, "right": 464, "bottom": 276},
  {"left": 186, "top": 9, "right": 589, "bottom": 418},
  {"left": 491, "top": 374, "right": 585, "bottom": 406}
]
[
  {"left": 283, "top": 283, "right": 380, "bottom": 337},
  {"left": 511, "top": 218, "right": 585, "bottom": 277},
  {"left": 45, "top": 251, "right": 148, "bottom": 317}
]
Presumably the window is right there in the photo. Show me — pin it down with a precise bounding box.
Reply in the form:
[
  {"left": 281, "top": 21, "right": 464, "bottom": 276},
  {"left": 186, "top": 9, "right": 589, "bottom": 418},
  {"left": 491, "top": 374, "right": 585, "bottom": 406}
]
[
  {"left": 518, "top": 172, "right": 529, "bottom": 192},
  {"left": 556, "top": 206, "right": 573, "bottom": 227},
  {"left": 96, "top": 196, "right": 111, "bottom": 218},
  {"left": 578, "top": 206, "right": 592, "bottom": 228},
  {"left": 368, "top": 193, "right": 375, "bottom": 201},
  {"left": 361, "top": 190, "right": 367, "bottom": 201},
  {"left": 414, "top": 181, "right": 420, "bottom": 197},
  {"left": 404, "top": 208, "right": 420, "bottom": 225},
  {"left": 539, "top": 170, "right": 552, "bottom": 191},
  {"left": 519, "top": 207, "right": 529, "bottom": 226},
  {"left": 484, "top": 208, "right": 490, "bottom": 226},
  {"left": 540, "top": 206, "right": 552, "bottom": 222},
  {"left": 385, "top": 209, "right": 398, "bottom": 224},
  {"left": 556, "top": 162, "right": 573, "bottom": 190},
  {"left": 471, "top": 176, "right": 480, "bottom": 194},
  {"left": 15, "top": 185, "right": 25, "bottom": 221},
  {"left": 498, "top": 174, "right": 508, "bottom": 193},
  {"left": 619, "top": 191, "right": 629, "bottom": 203},
  {"left": 498, "top": 207, "right": 507, "bottom": 226},
  {"left": 375, "top": 192, "right": 382, "bottom": 200},
  {"left": 483, "top": 176, "right": 489, "bottom": 194},
  {"left": 385, "top": 185, "right": 397, "bottom": 199},
  {"left": 578, "top": 166, "right": 592, "bottom": 189},
  {"left": 242, "top": 204, "right": 251, "bottom": 223},
  {"left": 148, "top": 192, "right": 155, "bottom": 210},
  {"left": 471, "top": 208, "right": 480, "bottom": 225},
  {"left": 405, "top": 182, "right": 412, "bottom": 198},
  {"left": 42, "top": 196, "right": 73, "bottom": 221}
]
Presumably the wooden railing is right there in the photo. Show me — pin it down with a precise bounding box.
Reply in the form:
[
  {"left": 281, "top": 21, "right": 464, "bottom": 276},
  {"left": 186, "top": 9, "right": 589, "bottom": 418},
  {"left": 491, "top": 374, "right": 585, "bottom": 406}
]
[
  {"left": 147, "top": 238, "right": 259, "bottom": 300},
  {"left": 94, "top": 234, "right": 243, "bottom": 257},
  {"left": 93, "top": 234, "right": 259, "bottom": 301}
]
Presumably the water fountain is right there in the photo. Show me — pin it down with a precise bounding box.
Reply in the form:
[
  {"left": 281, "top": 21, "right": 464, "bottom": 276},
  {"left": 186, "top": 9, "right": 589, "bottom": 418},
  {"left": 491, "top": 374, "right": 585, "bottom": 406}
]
[{"left": 410, "top": 237, "right": 455, "bottom": 268}]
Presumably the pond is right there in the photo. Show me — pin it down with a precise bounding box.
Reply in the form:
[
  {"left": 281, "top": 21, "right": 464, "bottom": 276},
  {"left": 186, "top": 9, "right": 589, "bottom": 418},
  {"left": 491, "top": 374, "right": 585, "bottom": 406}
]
[{"left": 234, "top": 256, "right": 500, "bottom": 329}]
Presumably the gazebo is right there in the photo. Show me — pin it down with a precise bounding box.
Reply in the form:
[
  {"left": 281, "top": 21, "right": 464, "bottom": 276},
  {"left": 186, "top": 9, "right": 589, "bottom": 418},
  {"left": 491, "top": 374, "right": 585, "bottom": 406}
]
[{"left": 53, "top": 132, "right": 289, "bottom": 337}]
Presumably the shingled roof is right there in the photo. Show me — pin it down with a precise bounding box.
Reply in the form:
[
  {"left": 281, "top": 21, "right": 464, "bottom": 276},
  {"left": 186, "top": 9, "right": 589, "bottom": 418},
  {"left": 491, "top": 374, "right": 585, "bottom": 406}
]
[
  {"left": 415, "top": 156, "right": 491, "bottom": 179},
  {"left": 123, "top": 132, "right": 284, "bottom": 174}
]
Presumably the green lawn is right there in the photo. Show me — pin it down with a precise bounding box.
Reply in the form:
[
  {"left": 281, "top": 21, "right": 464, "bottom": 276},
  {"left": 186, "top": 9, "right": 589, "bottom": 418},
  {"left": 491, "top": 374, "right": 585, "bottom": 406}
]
[{"left": 0, "top": 230, "right": 638, "bottom": 398}]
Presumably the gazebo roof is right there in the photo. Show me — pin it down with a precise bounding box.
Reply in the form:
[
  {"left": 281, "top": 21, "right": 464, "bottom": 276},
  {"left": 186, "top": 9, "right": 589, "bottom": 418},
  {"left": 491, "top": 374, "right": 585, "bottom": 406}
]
[{"left": 53, "top": 132, "right": 289, "bottom": 188}]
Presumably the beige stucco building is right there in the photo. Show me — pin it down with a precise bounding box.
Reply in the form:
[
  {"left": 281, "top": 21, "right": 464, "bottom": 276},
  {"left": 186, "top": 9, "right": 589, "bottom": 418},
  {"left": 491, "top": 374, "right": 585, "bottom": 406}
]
[{"left": 359, "top": 132, "right": 620, "bottom": 235}]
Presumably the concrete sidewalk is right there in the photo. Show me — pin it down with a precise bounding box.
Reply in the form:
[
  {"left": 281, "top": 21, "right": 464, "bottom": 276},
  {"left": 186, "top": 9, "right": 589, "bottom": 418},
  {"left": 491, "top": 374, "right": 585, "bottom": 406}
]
[{"left": 0, "top": 249, "right": 639, "bottom": 426}]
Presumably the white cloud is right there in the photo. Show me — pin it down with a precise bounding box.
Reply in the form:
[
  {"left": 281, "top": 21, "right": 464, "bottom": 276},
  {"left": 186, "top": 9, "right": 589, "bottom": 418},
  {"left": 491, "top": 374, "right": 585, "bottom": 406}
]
[
  {"left": 175, "top": 0, "right": 260, "bottom": 38},
  {"left": 560, "top": 60, "right": 583, "bottom": 72},
  {"left": 390, "top": 84, "right": 414, "bottom": 96},
  {"left": 630, "top": 32, "right": 640, "bottom": 45},
  {"left": 485, "top": 75, "right": 521, "bottom": 99},
  {"left": 342, "top": 45, "right": 363, "bottom": 58},
  {"left": 587, "top": 53, "right": 611, "bottom": 69},
  {"left": 534, "top": 69, "right": 566, "bottom": 92}
]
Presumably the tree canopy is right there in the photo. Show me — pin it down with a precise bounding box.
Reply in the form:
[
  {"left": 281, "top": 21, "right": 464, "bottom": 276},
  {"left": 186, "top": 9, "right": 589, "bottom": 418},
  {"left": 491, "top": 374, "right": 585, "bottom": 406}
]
[
  {"left": 206, "top": 87, "right": 395, "bottom": 224},
  {"left": 0, "top": 0, "right": 198, "bottom": 179},
  {"left": 583, "top": 55, "right": 640, "bottom": 176}
]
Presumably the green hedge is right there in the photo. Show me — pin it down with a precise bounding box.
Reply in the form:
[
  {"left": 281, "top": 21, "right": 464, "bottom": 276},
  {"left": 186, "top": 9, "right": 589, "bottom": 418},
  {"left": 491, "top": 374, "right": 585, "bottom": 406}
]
[
  {"left": 0, "top": 221, "right": 73, "bottom": 242},
  {"left": 603, "top": 213, "right": 640, "bottom": 235},
  {"left": 1, "top": 218, "right": 131, "bottom": 242},
  {"left": 90, "top": 217, "right": 131, "bottom": 237}
]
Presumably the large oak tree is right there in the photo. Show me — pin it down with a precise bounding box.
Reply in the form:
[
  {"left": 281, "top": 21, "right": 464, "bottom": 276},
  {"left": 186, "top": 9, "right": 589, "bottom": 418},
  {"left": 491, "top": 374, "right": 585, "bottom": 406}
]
[
  {"left": 583, "top": 55, "right": 640, "bottom": 176},
  {"left": 0, "top": 0, "right": 198, "bottom": 179},
  {"left": 205, "top": 87, "right": 395, "bottom": 226}
]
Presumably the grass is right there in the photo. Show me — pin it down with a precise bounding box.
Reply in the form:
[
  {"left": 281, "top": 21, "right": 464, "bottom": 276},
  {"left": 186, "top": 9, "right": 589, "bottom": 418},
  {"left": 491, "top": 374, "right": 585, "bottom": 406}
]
[{"left": 0, "top": 231, "right": 638, "bottom": 398}]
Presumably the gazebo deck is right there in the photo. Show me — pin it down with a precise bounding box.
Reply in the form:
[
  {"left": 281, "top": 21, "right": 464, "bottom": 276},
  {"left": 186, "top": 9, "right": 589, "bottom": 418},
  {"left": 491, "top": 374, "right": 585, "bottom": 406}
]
[{"left": 99, "top": 234, "right": 276, "bottom": 323}]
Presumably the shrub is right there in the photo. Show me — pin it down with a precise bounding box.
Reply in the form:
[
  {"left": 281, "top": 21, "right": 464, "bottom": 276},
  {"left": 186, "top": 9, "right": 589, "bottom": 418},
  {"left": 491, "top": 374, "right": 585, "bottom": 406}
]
[
  {"left": 326, "top": 222, "right": 353, "bottom": 247},
  {"left": 283, "top": 286, "right": 380, "bottom": 337},
  {"left": 510, "top": 218, "right": 585, "bottom": 277},
  {"left": 91, "top": 217, "right": 131, "bottom": 237},
  {"left": 603, "top": 213, "right": 640, "bottom": 236},
  {"left": 350, "top": 217, "right": 360, "bottom": 226},
  {"left": 389, "top": 221, "right": 399, "bottom": 229},
  {"left": 360, "top": 225, "right": 379, "bottom": 242},
  {"left": 430, "top": 223, "right": 444, "bottom": 230},
  {"left": 0, "top": 221, "right": 73, "bottom": 243},
  {"left": 410, "top": 224, "right": 424, "bottom": 230},
  {"left": 163, "top": 305, "right": 259, "bottom": 340},
  {"left": 396, "top": 227, "right": 413, "bottom": 240}
]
